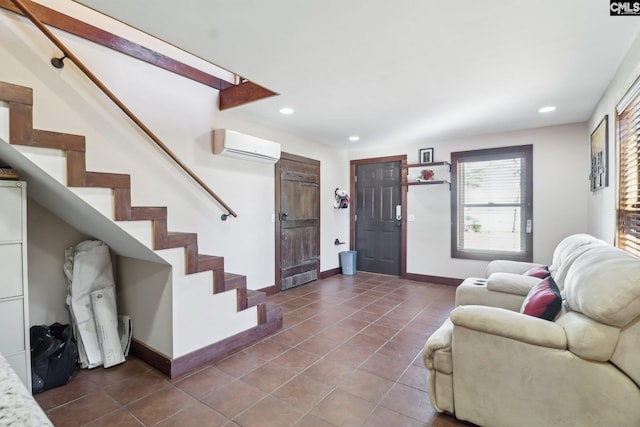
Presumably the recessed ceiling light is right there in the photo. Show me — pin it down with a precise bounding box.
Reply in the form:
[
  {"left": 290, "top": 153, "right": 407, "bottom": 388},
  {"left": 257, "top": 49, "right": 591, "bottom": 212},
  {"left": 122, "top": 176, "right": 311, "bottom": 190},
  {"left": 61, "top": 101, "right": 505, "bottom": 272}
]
[
  {"left": 538, "top": 106, "right": 556, "bottom": 113},
  {"left": 279, "top": 107, "right": 294, "bottom": 115},
  {"left": 349, "top": 136, "right": 360, "bottom": 142}
]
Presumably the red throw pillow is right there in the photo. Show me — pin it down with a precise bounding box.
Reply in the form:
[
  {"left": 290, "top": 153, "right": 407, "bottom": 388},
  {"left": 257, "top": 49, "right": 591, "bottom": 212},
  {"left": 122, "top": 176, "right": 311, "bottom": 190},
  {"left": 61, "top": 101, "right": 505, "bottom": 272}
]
[
  {"left": 524, "top": 265, "right": 550, "bottom": 279},
  {"left": 520, "top": 276, "right": 562, "bottom": 321}
]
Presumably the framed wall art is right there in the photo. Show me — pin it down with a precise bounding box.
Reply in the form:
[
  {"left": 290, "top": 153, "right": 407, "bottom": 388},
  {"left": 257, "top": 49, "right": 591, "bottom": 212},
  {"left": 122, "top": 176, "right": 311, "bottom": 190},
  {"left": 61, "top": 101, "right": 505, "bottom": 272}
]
[
  {"left": 590, "top": 115, "right": 608, "bottom": 192},
  {"left": 420, "top": 148, "right": 434, "bottom": 164}
]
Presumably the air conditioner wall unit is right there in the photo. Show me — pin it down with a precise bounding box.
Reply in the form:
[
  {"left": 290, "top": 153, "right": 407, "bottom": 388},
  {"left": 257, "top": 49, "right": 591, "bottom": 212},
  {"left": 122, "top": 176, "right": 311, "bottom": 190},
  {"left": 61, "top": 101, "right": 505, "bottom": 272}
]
[{"left": 212, "top": 129, "right": 281, "bottom": 163}]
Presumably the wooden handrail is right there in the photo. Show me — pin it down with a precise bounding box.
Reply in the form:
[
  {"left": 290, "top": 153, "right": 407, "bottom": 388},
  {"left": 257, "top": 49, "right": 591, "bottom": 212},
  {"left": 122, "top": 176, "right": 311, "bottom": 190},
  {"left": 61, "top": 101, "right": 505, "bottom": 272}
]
[{"left": 9, "top": 0, "right": 238, "bottom": 218}]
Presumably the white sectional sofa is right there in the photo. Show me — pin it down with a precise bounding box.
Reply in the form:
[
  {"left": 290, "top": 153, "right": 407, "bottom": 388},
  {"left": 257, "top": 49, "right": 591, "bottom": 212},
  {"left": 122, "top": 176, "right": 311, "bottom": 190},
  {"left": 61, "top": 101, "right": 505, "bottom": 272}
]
[{"left": 423, "top": 234, "right": 640, "bottom": 427}]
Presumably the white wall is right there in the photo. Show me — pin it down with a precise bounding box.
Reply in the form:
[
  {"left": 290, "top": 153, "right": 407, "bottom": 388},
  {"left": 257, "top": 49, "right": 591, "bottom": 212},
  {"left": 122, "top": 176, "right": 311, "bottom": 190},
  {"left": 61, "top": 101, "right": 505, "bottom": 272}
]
[
  {"left": 0, "top": 0, "right": 351, "bottom": 358},
  {"left": 348, "top": 123, "right": 589, "bottom": 279},
  {"left": 215, "top": 113, "right": 351, "bottom": 273},
  {"left": 27, "top": 199, "right": 88, "bottom": 326},
  {"left": 0, "top": 3, "right": 349, "bottom": 293},
  {"left": 587, "top": 32, "right": 640, "bottom": 243}
]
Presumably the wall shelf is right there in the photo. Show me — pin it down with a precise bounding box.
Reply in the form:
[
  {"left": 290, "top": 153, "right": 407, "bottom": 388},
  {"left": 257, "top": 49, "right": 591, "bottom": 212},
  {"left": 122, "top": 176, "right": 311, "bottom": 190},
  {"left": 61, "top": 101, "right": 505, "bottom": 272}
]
[
  {"left": 403, "top": 161, "right": 451, "bottom": 189},
  {"left": 406, "top": 180, "right": 451, "bottom": 186},
  {"left": 404, "top": 161, "right": 451, "bottom": 169}
]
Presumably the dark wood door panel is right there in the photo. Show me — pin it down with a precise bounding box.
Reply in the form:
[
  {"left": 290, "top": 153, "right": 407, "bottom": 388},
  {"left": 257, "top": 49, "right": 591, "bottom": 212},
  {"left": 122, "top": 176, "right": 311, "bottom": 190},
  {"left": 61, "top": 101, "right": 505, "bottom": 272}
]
[
  {"left": 276, "top": 154, "right": 320, "bottom": 291},
  {"left": 281, "top": 226, "right": 318, "bottom": 269}
]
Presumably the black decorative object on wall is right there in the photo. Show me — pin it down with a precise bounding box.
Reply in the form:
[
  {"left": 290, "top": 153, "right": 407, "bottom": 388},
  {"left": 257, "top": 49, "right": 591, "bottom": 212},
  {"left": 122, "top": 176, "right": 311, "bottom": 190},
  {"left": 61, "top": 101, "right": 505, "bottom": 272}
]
[{"left": 590, "top": 115, "right": 608, "bottom": 192}]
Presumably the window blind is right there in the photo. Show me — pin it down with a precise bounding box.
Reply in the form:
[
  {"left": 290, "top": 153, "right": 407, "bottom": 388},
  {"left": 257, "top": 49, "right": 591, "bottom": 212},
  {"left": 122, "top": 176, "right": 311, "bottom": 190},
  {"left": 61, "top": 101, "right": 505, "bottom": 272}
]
[
  {"left": 459, "top": 158, "right": 524, "bottom": 205},
  {"left": 618, "top": 94, "right": 640, "bottom": 256},
  {"left": 451, "top": 145, "right": 532, "bottom": 261}
]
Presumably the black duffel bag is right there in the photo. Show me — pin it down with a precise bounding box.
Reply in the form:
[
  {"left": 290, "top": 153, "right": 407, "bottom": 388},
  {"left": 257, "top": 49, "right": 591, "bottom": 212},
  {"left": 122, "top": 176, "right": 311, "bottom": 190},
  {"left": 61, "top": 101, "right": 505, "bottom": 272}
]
[{"left": 30, "top": 323, "right": 78, "bottom": 393}]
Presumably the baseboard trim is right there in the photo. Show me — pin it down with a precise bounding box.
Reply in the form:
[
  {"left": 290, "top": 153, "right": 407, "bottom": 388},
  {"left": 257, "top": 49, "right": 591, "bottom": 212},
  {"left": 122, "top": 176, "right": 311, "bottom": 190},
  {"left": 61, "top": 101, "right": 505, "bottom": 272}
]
[
  {"left": 404, "top": 273, "right": 463, "bottom": 286},
  {"left": 131, "top": 316, "right": 283, "bottom": 379},
  {"left": 129, "top": 339, "right": 172, "bottom": 375},
  {"left": 320, "top": 267, "right": 341, "bottom": 279}
]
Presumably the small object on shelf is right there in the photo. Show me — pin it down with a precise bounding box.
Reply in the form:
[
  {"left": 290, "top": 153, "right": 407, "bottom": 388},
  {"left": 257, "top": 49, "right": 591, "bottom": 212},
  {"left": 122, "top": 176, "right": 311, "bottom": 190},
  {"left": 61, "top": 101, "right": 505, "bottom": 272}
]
[
  {"left": 0, "top": 168, "right": 18, "bottom": 179},
  {"left": 416, "top": 169, "right": 434, "bottom": 182}
]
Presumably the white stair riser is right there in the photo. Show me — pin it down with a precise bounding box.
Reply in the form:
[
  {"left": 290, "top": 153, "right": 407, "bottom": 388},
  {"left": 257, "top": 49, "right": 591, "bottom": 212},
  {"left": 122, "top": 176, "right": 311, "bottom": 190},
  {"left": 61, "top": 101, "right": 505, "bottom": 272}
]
[
  {"left": 69, "top": 188, "right": 114, "bottom": 220},
  {"left": 116, "top": 221, "right": 154, "bottom": 249},
  {"left": 14, "top": 146, "right": 67, "bottom": 186}
]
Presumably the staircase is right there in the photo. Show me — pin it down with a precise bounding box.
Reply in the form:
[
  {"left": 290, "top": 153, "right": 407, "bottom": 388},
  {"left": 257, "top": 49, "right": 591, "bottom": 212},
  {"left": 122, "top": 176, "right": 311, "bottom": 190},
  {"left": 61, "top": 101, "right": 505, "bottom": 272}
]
[{"left": 0, "top": 80, "right": 282, "bottom": 377}]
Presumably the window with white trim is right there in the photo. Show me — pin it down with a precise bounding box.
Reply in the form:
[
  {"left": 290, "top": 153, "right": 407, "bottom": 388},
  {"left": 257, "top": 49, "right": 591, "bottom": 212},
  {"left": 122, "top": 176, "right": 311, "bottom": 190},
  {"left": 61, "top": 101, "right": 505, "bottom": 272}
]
[{"left": 451, "top": 145, "right": 533, "bottom": 261}]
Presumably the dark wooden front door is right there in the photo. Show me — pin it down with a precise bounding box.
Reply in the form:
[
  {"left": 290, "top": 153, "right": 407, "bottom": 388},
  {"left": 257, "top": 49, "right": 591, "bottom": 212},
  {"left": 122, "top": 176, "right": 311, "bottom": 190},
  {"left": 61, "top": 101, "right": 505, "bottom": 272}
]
[
  {"left": 275, "top": 153, "right": 320, "bottom": 291},
  {"left": 355, "top": 161, "right": 403, "bottom": 275}
]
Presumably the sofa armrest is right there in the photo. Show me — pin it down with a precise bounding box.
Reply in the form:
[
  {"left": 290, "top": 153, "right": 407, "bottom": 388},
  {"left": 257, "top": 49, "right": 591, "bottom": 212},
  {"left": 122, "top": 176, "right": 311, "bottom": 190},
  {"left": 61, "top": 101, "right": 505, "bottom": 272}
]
[
  {"left": 486, "top": 272, "right": 541, "bottom": 296},
  {"left": 450, "top": 305, "right": 567, "bottom": 349},
  {"left": 423, "top": 318, "right": 453, "bottom": 370},
  {"left": 484, "top": 260, "right": 542, "bottom": 278}
]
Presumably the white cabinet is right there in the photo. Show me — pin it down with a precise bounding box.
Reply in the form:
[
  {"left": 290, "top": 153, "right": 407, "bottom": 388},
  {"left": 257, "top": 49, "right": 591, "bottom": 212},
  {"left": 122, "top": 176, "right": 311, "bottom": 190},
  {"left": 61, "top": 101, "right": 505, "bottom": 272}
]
[{"left": 0, "top": 181, "right": 30, "bottom": 391}]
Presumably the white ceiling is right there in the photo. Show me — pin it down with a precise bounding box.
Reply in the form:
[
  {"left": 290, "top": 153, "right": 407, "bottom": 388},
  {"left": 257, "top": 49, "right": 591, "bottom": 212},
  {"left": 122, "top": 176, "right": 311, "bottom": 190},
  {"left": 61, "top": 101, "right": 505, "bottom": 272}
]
[{"left": 76, "top": 0, "right": 640, "bottom": 148}]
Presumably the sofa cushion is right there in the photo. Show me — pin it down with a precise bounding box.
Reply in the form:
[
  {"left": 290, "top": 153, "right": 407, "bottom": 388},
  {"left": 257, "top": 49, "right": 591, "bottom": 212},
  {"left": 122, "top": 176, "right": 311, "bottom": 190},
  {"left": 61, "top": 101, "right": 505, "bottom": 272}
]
[
  {"left": 550, "top": 233, "right": 606, "bottom": 270},
  {"left": 564, "top": 245, "right": 640, "bottom": 328},
  {"left": 486, "top": 273, "right": 540, "bottom": 296},
  {"left": 520, "top": 277, "right": 562, "bottom": 321},
  {"left": 484, "top": 260, "right": 543, "bottom": 277},
  {"left": 524, "top": 265, "right": 550, "bottom": 279},
  {"left": 556, "top": 311, "right": 620, "bottom": 361},
  {"left": 549, "top": 234, "right": 607, "bottom": 290}
]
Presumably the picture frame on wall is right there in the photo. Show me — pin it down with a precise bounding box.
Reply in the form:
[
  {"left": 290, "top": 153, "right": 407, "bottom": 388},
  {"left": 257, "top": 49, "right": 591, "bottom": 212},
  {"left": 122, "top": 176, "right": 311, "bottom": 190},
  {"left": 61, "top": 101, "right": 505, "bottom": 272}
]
[
  {"left": 590, "top": 115, "right": 608, "bottom": 192},
  {"left": 420, "top": 148, "right": 434, "bottom": 164}
]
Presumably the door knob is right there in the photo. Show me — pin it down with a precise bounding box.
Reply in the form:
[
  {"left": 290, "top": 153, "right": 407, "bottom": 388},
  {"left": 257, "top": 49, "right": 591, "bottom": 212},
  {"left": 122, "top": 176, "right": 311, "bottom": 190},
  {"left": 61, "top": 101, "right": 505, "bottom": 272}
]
[{"left": 279, "top": 212, "right": 288, "bottom": 221}]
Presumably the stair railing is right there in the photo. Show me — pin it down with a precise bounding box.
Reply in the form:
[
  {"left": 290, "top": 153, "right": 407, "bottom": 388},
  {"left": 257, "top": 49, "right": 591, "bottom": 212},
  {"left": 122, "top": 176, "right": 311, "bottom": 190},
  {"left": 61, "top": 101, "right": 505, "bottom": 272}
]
[{"left": 9, "top": 0, "right": 238, "bottom": 219}]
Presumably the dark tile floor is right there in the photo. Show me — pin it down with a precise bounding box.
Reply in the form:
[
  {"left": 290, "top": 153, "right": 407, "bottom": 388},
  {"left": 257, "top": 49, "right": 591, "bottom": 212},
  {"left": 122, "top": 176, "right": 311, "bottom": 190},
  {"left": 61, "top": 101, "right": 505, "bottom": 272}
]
[{"left": 35, "top": 272, "right": 475, "bottom": 426}]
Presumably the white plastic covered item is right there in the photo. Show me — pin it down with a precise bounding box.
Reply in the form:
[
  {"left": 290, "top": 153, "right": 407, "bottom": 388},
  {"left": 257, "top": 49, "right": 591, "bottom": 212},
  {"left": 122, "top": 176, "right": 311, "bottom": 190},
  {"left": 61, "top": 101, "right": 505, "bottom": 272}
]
[
  {"left": 90, "top": 289, "right": 125, "bottom": 368},
  {"left": 64, "top": 240, "right": 124, "bottom": 369}
]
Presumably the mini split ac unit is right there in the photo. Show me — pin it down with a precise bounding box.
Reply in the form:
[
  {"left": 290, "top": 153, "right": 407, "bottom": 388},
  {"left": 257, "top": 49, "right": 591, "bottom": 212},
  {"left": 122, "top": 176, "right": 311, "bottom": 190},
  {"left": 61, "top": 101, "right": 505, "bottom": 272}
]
[{"left": 213, "top": 129, "right": 281, "bottom": 163}]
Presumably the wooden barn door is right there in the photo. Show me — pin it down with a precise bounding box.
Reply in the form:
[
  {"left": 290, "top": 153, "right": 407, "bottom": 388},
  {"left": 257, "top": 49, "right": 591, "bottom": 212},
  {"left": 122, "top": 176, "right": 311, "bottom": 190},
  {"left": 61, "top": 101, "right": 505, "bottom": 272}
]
[{"left": 275, "top": 153, "right": 320, "bottom": 291}]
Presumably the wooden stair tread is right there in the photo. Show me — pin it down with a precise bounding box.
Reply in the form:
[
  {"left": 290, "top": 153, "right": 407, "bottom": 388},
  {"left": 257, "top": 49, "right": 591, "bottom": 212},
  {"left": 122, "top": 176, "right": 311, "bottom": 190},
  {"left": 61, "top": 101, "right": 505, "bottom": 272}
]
[
  {"left": 32, "top": 129, "right": 85, "bottom": 151},
  {"left": 166, "top": 232, "right": 197, "bottom": 248},
  {"left": 198, "top": 254, "right": 224, "bottom": 272},
  {"left": 246, "top": 289, "right": 266, "bottom": 306},
  {"left": 83, "top": 171, "right": 130, "bottom": 188},
  {"left": 130, "top": 206, "right": 167, "bottom": 221},
  {"left": 223, "top": 272, "right": 246, "bottom": 290}
]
